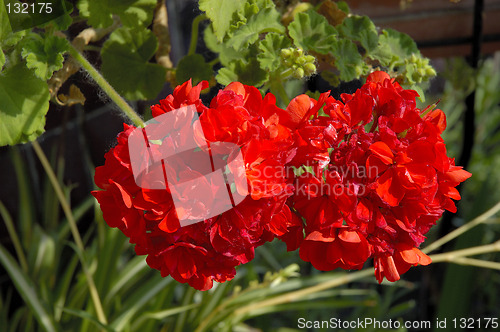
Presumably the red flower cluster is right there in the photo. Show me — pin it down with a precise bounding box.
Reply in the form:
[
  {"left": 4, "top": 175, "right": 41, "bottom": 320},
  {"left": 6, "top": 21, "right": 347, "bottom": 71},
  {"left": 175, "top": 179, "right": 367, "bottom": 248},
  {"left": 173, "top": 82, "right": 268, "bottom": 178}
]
[
  {"left": 93, "top": 72, "right": 471, "bottom": 290},
  {"left": 291, "top": 71, "right": 471, "bottom": 282}
]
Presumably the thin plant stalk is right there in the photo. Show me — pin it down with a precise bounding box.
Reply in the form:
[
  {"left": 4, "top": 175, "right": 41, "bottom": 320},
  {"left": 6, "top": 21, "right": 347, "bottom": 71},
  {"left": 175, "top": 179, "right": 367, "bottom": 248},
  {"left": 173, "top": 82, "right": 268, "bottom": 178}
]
[
  {"left": 188, "top": 14, "right": 207, "bottom": 56},
  {"left": 32, "top": 141, "right": 108, "bottom": 326},
  {"left": 423, "top": 199, "right": 500, "bottom": 254},
  {"left": 68, "top": 45, "right": 145, "bottom": 128}
]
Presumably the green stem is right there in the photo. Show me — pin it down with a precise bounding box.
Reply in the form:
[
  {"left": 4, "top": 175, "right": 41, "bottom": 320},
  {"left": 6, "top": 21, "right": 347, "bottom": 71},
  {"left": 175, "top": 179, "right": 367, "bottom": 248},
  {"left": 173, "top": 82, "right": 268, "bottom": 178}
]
[
  {"left": 429, "top": 240, "right": 500, "bottom": 263},
  {"left": 440, "top": 257, "right": 500, "bottom": 270},
  {"left": 0, "top": 201, "right": 28, "bottom": 272},
  {"left": 208, "top": 57, "right": 220, "bottom": 67},
  {"left": 270, "top": 77, "right": 290, "bottom": 106},
  {"left": 188, "top": 14, "right": 207, "bottom": 56},
  {"left": 32, "top": 141, "right": 108, "bottom": 326},
  {"left": 68, "top": 45, "right": 144, "bottom": 127},
  {"left": 231, "top": 269, "right": 372, "bottom": 323},
  {"left": 423, "top": 200, "right": 500, "bottom": 254}
]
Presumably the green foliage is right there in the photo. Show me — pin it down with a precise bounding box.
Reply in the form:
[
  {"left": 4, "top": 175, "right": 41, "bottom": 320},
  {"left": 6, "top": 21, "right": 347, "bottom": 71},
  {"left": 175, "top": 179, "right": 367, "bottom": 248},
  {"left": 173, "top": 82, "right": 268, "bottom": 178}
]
[
  {"left": 257, "top": 32, "right": 291, "bottom": 72},
  {"left": 21, "top": 34, "right": 69, "bottom": 80},
  {"left": 101, "top": 27, "right": 166, "bottom": 100},
  {"left": 217, "top": 53, "right": 268, "bottom": 87},
  {"left": 0, "top": 47, "right": 4, "bottom": 70},
  {"left": 176, "top": 54, "right": 213, "bottom": 86},
  {"left": 0, "top": 64, "right": 49, "bottom": 146},
  {"left": 338, "top": 15, "right": 378, "bottom": 53},
  {"left": 198, "top": 0, "right": 245, "bottom": 42},
  {"left": 288, "top": 10, "right": 338, "bottom": 54},
  {"left": 331, "top": 39, "right": 367, "bottom": 82},
  {"left": 203, "top": 25, "right": 245, "bottom": 66},
  {"left": 77, "top": 0, "right": 156, "bottom": 29},
  {"left": 372, "top": 28, "right": 419, "bottom": 67},
  {"left": 228, "top": 7, "right": 284, "bottom": 50}
]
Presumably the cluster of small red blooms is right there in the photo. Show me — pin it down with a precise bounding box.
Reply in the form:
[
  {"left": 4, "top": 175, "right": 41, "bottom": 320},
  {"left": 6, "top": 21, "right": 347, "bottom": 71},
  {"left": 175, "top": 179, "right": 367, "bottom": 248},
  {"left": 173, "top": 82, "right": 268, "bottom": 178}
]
[
  {"left": 290, "top": 71, "right": 471, "bottom": 282},
  {"left": 93, "top": 71, "right": 471, "bottom": 290},
  {"left": 93, "top": 80, "right": 302, "bottom": 290}
]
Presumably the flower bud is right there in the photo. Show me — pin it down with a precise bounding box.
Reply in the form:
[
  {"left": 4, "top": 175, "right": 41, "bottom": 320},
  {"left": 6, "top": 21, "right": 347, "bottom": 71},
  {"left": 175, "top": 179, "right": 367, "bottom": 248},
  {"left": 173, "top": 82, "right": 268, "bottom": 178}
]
[
  {"left": 281, "top": 48, "right": 292, "bottom": 59},
  {"left": 304, "top": 63, "right": 316, "bottom": 76},
  {"left": 293, "top": 48, "right": 303, "bottom": 58},
  {"left": 296, "top": 56, "right": 307, "bottom": 65},
  {"left": 292, "top": 67, "right": 305, "bottom": 79}
]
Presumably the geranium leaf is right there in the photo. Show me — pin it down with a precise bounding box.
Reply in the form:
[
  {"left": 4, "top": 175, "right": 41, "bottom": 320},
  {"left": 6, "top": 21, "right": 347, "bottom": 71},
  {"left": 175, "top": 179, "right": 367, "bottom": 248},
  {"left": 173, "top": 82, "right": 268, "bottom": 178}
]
[
  {"left": 257, "top": 32, "right": 291, "bottom": 72},
  {"left": 0, "top": 64, "right": 50, "bottom": 146},
  {"left": 288, "top": 10, "right": 338, "bottom": 54},
  {"left": 176, "top": 54, "right": 213, "bottom": 86},
  {"left": 216, "top": 57, "right": 268, "bottom": 87},
  {"left": 338, "top": 15, "right": 378, "bottom": 53},
  {"left": 77, "top": 0, "right": 156, "bottom": 29},
  {"left": 228, "top": 7, "right": 284, "bottom": 50},
  {"left": 203, "top": 25, "right": 245, "bottom": 66},
  {"left": 199, "top": 0, "right": 245, "bottom": 42},
  {"left": 101, "top": 27, "right": 166, "bottom": 101},
  {"left": 331, "top": 39, "right": 366, "bottom": 82},
  {"left": 21, "top": 34, "right": 69, "bottom": 80},
  {"left": 0, "top": 48, "right": 5, "bottom": 71},
  {"left": 370, "top": 28, "right": 419, "bottom": 68}
]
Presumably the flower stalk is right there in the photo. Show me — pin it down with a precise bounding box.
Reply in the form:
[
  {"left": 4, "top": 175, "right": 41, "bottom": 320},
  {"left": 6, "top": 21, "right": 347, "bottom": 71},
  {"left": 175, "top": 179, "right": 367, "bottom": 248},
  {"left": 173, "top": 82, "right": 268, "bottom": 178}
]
[{"left": 68, "top": 44, "right": 145, "bottom": 127}]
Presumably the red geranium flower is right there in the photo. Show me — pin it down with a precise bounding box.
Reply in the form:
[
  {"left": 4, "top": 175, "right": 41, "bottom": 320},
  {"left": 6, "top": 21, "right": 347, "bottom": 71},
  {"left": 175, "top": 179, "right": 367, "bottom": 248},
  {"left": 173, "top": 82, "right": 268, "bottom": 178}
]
[
  {"left": 93, "top": 80, "right": 297, "bottom": 290},
  {"left": 93, "top": 72, "right": 471, "bottom": 289},
  {"left": 287, "top": 71, "right": 471, "bottom": 282}
]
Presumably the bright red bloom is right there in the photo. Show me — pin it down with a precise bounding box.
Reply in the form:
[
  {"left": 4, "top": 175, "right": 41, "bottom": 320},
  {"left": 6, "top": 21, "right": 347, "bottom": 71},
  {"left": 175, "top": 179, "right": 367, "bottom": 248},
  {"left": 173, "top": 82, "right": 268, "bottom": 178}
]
[
  {"left": 93, "top": 72, "right": 471, "bottom": 288},
  {"left": 93, "top": 80, "right": 297, "bottom": 290},
  {"left": 288, "top": 71, "right": 471, "bottom": 282}
]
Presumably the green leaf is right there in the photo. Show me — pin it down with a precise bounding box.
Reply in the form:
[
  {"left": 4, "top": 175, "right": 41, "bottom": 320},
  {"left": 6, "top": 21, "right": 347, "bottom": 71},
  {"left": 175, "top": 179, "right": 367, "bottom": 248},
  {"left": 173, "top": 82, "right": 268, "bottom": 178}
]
[
  {"left": 371, "top": 28, "right": 419, "bottom": 68},
  {"left": 77, "top": 0, "right": 156, "bottom": 29},
  {"left": 0, "top": 245, "right": 57, "bottom": 332},
  {"left": 199, "top": 0, "right": 245, "bottom": 42},
  {"left": 0, "top": 0, "right": 12, "bottom": 42},
  {"left": 101, "top": 27, "right": 166, "bottom": 101},
  {"left": 203, "top": 25, "right": 245, "bottom": 66},
  {"left": 0, "top": 49, "right": 4, "bottom": 71},
  {"left": 0, "top": 64, "right": 50, "bottom": 146},
  {"left": 217, "top": 57, "right": 268, "bottom": 87},
  {"left": 257, "top": 32, "right": 291, "bottom": 72},
  {"left": 228, "top": 7, "right": 284, "bottom": 50},
  {"left": 216, "top": 66, "right": 238, "bottom": 86},
  {"left": 338, "top": 15, "right": 378, "bottom": 53},
  {"left": 331, "top": 39, "right": 366, "bottom": 82},
  {"left": 176, "top": 54, "right": 213, "bottom": 86},
  {"left": 40, "top": 2, "right": 74, "bottom": 31},
  {"left": 288, "top": 10, "right": 338, "bottom": 54},
  {"left": 21, "top": 34, "right": 69, "bottom": 80}
]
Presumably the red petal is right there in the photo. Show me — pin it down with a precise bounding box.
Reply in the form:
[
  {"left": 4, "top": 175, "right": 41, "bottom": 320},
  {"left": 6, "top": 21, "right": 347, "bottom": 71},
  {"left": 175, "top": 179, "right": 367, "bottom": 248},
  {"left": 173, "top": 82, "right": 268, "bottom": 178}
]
[
  {"left": 338, "top": 229, "right": 361, "bottom": 243},
  {"left": 367, "top": 71, "right": 391, "bottom": 83},
  {"left": 369, "top": 141, "right": 394, "bottom": 165}
]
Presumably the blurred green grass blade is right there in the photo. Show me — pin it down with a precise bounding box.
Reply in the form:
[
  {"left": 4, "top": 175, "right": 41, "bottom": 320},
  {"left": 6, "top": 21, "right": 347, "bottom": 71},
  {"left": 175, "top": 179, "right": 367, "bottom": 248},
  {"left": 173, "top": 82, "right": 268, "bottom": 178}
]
[
  {"left": 131, "top": 303, "right": 200, "bottom": 330},
  {"left": 42, "top": 147, "right": 62, "bottom": 230},
  {"left": 105, "top": 255, "right": 149, "bottom": 305},
  {"left": 8, "top": 307, "right": 27, "bottom": 332},
  {"left": 56, "top": 196, "right": 95, "bottom": 243},
  {"left": 110, "top": 276, "right": 173, "bottom": 331},
  {"left": 94, "top": 227, "right": 126, "bottom": 296},
  {"left": 0, "top": 201, "right": 28, "bottom": 272},
  {"left": 174, "top": 286, "right": 196, "bottom": 332},
  {"left": 197, "top": 282, "right": 230, "bottom": 320},
  {"left": 0, "top": 245, "right": 58, "bottom": 332},
  {"left": 54, "top": 253, "right": 80, "bottom": 321},
  {"left": 10, "top": 148, "right": 36, "bottom": 248},
  {"left": 61, "top": 308, "right": 114, "bottom": 332}
]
